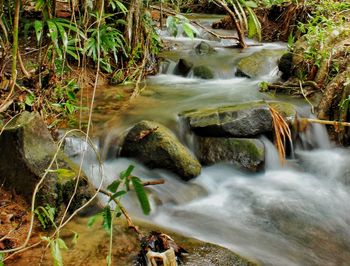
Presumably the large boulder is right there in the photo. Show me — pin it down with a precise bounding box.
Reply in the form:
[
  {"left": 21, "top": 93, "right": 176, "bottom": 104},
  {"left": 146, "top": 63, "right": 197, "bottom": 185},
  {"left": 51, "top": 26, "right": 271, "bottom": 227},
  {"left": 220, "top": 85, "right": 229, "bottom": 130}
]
[
  {"left": 0, "top": 112, "right": 95, "bottom": 215},
  {"left": 180, "top": 101, "right": 296, "bottom": 137},
  {"left": 196, "top": 137, "right": 265, "bottom": 172},
  {"left": 120, "top": 120, "right": 201, "bottom": 181},
  {"left": 236, "top": 49, "right": 285, "bottom": 78}
]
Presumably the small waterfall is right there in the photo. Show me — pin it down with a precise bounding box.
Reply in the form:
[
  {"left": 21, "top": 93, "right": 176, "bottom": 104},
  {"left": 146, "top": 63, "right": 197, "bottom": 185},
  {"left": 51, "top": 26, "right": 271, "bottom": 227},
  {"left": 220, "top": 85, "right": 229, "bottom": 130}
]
[
  {"left": 295, "top": 115, "right": 332, "bottom": 150},
  {"left": 261, "top": 136, "right": 281, "bottom": 170}
]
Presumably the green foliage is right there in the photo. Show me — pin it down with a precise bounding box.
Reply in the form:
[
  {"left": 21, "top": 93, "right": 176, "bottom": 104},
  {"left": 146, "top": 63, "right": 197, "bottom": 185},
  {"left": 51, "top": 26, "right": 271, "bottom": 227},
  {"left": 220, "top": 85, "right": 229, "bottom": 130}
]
[
  {"left": 52, "top": 79, "right": 80, "bottom": 117},
  {"left": 296, "top": 0, "right": 350, "bottom": 68},
  {"left": 0, "top": 253, "right": 4, "bottom": 266},
  {"left": 26, "top": 18, "right": 82, "bottom": 61},
  {"left": 166, "top": 14, "right": 199, "bottom": 39},
  {"left": 131, "top": 176, "right": 151, "bottom": 215},
  {"left": 85, "top": 16, "right": 126, "bottom": 73},
  {"left": 259, "top": 81, "right": 269, "bottom": 91},
  {"left": 34, "top": 204, "right": 56, "bottom": 229},
  {"left": 41, "top": 236, "right": 68, "bottom": 266}
]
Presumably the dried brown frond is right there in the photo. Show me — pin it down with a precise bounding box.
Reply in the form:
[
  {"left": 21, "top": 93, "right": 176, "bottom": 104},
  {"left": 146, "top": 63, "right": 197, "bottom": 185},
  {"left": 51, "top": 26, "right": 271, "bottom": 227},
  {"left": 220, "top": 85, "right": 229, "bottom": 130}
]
[{"left": 269, "top": 105, "right": 292, "bottom": 165}]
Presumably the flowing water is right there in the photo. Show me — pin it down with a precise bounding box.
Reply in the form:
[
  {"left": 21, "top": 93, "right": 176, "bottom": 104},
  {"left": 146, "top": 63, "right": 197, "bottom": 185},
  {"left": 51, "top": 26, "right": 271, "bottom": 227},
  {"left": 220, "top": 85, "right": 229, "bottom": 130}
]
[{"left": 67, "top": 18, "right": 350, "bottom": 266}]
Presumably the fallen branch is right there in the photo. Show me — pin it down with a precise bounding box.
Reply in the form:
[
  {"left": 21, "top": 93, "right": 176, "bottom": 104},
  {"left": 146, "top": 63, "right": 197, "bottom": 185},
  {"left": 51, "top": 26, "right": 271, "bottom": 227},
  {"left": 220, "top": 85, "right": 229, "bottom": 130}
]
[
  {"left": 299, "top": 118, "right": 350, "bottom": 127},
  {"left": 264, "top": 80, "right": 320, "bottom": 91}
]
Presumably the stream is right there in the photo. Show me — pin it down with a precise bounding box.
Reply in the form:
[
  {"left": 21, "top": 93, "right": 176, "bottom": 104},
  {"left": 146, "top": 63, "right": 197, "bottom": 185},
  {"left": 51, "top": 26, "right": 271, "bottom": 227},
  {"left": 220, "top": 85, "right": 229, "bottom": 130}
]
[{"left": 66, "top": 17, "right": 350, "bottom": 266}]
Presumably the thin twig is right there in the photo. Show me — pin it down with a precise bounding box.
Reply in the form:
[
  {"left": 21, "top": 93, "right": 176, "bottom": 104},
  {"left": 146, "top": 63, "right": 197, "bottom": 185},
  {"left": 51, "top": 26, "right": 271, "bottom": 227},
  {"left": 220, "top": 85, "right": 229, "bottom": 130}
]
[
  {"left": 299, "top": 80, "right": 315, "bottom": 114},
  {"left": 98, "top": 189, "right": 142, "bottom": 237}
]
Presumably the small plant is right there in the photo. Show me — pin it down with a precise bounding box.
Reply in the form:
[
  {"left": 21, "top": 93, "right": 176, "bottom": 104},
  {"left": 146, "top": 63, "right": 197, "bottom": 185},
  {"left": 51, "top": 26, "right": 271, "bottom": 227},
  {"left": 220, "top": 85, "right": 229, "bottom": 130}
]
[
  {"left": 88, "top": 165, "right": 151, "bottom": 265},
  {"left": 34, "top": 204, "right": 56, "bottom": 229}
]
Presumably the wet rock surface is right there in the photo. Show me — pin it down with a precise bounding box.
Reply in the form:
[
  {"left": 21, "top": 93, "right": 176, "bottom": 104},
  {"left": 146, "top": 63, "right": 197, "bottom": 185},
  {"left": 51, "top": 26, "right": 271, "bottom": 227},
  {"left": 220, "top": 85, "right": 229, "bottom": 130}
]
[
  {"left": 180, "top": 101, "right": 297, "bottom": 137},
  {"left": 0, "top": 112, "right": 95, "bottom": 216},
  {"left": 196, "top": 137, "right": 265, "bottom": 172},
  {"left": 195, "top": 41, "right": 216, "bottom": 56},
  {"left": 193, "top": 65, "right": 215, "bottom": 79},
  {"left": 181, "top": 102, "right": 273, "bottom": 137},
  {"left": 120, "top": 120, "right": 201, "bottom": 181},
  {"left": 174, "top": 58, "right": 193, "bottom": 77},
  {"left": 236, "top": 49, "right": 285, "bottom": 78}
]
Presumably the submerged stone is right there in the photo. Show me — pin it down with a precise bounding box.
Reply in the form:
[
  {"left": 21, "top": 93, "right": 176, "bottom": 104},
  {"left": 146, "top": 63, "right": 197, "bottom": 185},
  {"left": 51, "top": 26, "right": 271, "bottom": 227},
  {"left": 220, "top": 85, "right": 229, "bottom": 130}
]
[
  {"left": 196, "top": 137, "right": 265, "bottom": 172},
  {"left": 0, "top": 112, "right": 95, "bottom": 215},
  {"left": 180, "top": 101, "right": 297, "bottom": 137},
  {"left": 236, "top": 49, "right": 285, "bottom": 78},
  {"left": 174, "top": 58, "right": 193, "bottom": 77},
  {"left": 120, "top": 120, "right": 201, "bottom": 181},
  {"left": 195, "top": 41, "right": 216, "bottom": 55},
  {"left": 193, "top": 65, "right": 214, "bottom": 79}
]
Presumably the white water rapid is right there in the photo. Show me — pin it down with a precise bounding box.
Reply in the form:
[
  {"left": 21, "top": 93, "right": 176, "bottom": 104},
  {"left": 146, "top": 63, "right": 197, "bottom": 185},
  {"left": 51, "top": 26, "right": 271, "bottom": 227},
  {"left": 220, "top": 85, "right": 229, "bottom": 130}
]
[{"left": 65, "top": 17, "right": 350, "bottom": 266}]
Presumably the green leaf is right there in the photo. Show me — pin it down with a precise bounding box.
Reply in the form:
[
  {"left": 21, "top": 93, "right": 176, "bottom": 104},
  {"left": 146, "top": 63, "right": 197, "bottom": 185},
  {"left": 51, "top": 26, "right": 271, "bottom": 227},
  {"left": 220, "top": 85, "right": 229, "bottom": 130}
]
[
  {"left": 102, "top": 206, "right": 112, "bottom": 234},
  {"left": 131, "top": 176, "right": 151, "bottom": 215},
  {"left": 57, "top": 238, "right": 68, "bottom": 250},
  {"left": 25, "top": 93, "right": 35, "bottom": 106},
  {"left": 87, "top": 213, "right": 101, "bottom": 228},
  {"left": 120, "top": 165, "right": 134, "bottom": 180},
  {"left": 246, "top": 7, "right": 261, "bottom": 41},
  {"left": 56, "top": 22, "right": 68, "bottom": 49},
  {"left": 51, "top": 239, "right": 64, "bottom": 266},
  {"left": 65, "top": 102, "right": 76, "bottom": 114},
  {"left": 34, "top": 20, "right": 43, "bottom": 43},
  {"left": 247, "top": 14, "right": 256, "bottom": 39},
  {"left": 183, "top": 22, "right": 194, "bottom": 39},
  {"left": 71, "top": 231, "right": 79, "bottom": 246},
  {"left": 166, "top": 16, "right": 178, "bottom": 37},
  {"left": 47, "top": 20, "right": 58, "bottom": 46},
  {"left": 109, "top": 190, "right": 127, "bottom": 202},
  {"left": 107, "top": 180, "right": 121, "bottom": 193},
  {"left": 244, "top": 1, "right": 258, "bottom": 8},
  {"left": 66, "top": 90, "right": 76, "bottom": 101},
  {"left": 0, "top": 253, "right": 4, "bottom": 266}
]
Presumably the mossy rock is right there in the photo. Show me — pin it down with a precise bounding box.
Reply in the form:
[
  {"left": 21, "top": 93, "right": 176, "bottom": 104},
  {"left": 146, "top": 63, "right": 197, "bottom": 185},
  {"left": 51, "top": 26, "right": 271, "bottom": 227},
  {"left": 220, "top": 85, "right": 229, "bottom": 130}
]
[
  {"left": 193, "top": 65, "right": 214, "bottom": 79},
  {"left": 195, "top": 41, "right": 216, "bottom": 55},
  {"left": 174, "top": 58, "right": 193, "bottom": 77},
  {"left": 180, "top": 101, "right": 297, "bottom": 137},
  {"left": 196, "top": 137, "right": 265, "bottom": 172},
  {"left": 236, "top": 49, "right": 286, "bottom": 78},
  {"left": 120, "top": 120, "right": 201, "bottom": 181},
  {"left": 0, "top": 112, "right": 95, "bottom": 217}
]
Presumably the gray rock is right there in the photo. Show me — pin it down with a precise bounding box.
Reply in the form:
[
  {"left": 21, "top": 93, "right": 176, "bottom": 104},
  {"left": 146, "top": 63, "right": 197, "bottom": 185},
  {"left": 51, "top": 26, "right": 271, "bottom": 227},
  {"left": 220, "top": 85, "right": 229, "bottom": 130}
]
[
  {"left": 193, "top": 65, "right": 214, "bottom": 79},
  {"left": 0, "top": 112, "right": 95, "bottom": 215},
  {"left": 180, "top": 101, "right": 297, "bottom": 137},
  {"left": 236, "top": 49, "right": 285, "bottom": 78},
  {"left": 196, "top": 137, "right": 265, "bottom": 172},
  {"left": 174, "top": 58, "right": 193, "bottom": 76},
  {"left": 120, "top": 120, "right": 201, "bottom": 181},
  {"left": 195, "top": 41, "right": 216, "bottom": 55}
]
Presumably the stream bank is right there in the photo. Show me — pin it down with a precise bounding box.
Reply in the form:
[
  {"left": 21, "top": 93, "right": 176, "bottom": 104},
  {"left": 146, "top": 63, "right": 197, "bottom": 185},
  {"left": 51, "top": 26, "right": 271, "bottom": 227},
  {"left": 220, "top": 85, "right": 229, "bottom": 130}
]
[{"left": 2, "top": 3, "right": 350, "bottom": 265}]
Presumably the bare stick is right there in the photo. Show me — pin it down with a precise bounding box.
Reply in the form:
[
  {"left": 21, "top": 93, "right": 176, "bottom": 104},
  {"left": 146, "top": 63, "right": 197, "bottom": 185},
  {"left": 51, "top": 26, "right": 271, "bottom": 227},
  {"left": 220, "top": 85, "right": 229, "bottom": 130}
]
[{"left": 98, "top": 189, "right": 142, "bottom": 237}]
